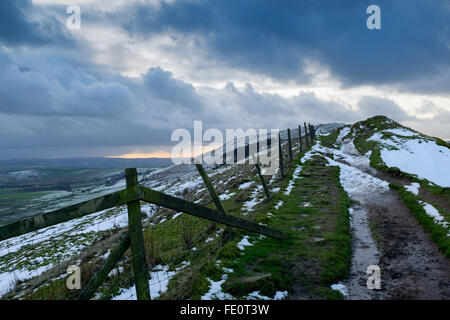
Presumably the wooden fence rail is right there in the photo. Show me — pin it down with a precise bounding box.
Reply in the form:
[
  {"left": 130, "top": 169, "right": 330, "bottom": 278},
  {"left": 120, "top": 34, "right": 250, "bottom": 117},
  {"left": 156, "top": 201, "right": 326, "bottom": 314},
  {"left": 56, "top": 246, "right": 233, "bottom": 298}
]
[
  {"left": 0, "top": 123, "right": 317, "bottom": 300},
  {"left": 0, "top": 167, "right": 286, "bottom": 300}
]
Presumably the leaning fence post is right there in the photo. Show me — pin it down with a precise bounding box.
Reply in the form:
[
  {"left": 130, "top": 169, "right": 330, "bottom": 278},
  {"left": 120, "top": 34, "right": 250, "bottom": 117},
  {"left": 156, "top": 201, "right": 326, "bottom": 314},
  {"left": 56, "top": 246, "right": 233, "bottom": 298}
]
[
  {"left": 78, "top": 233, "right": 131, "bottom": 300},
  {"left": 195, "top": 164, "right": 227, "bottom": 215},
  {"left": 278, "top": 132, "right": 285, "bottom": 178},
  {"left": 252, "top": 154, "right": 270, "bottom": 201},
  {"left": 304, "top": 122, "right": 310, "bottom": 148},
  {"left": 125, "top": 168, "right": 151, "bottom": 300},
  {"left": 287, "top": 128, "right": 293, "bottom": 162},
  {"left": 298, "top": 125, "right": 303, "bottom": 152}
]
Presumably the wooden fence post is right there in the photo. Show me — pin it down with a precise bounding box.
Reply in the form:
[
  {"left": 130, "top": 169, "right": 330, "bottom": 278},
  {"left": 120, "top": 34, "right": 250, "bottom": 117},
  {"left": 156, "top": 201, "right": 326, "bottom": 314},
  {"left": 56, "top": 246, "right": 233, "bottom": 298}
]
[
  {"left": 195, "top": 164, "right": 227, "bottom": 215},
  {"left": 298, "top": 125, "right": 303, "bottom": 152},
  {"left": 304, "top": 122, "right": 310, "bottom": 148},
  {"left": 78, "top": 233, "right": 131, "bottom": 300},
  {"left": 278, "top": 132, "right": 285, "bottom": 178},
  {"left": 252, "top": 154, "right": 270, "bottom": 201},
  {"left": 125, "top": 168, "right": 151, "bottom": 300},
  {"left": 287, "top": 128, "right": 293, "bottom": 162},
  {"left": 308, "top": 124, "right": 312, "bottom": 143}
]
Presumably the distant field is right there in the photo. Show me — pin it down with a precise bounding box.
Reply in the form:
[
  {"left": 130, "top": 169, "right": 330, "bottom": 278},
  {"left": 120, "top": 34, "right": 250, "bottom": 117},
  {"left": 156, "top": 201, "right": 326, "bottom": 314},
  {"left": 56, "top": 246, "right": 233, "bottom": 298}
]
[{"left": 0, "top": 164, "right": 166, "bottom": 227}]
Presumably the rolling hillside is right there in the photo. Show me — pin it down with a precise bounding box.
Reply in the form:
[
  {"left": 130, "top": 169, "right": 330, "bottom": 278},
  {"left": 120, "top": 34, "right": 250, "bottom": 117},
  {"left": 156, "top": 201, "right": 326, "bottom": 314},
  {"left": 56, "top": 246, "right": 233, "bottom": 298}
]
[{"left": 0, "top": 116, "right": 449, "bottom": 300}]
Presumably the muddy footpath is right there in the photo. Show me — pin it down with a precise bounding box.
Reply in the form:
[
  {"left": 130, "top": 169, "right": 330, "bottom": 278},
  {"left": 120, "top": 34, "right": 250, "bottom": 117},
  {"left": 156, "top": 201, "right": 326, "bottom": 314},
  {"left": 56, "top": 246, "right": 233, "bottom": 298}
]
[{"left": 341, "top": 146, "right": 450, "bottom": 300}]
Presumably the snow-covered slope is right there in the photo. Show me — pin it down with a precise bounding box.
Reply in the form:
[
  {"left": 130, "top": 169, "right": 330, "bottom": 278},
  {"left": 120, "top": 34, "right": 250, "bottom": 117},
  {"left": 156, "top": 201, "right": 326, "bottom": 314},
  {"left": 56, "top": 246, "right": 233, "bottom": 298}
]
[
  {"left": 369, "top": 134, "right": 450, "bottom": 187},
  {"left": 349, "top": 116, "right": 450, "bottom": 188}
]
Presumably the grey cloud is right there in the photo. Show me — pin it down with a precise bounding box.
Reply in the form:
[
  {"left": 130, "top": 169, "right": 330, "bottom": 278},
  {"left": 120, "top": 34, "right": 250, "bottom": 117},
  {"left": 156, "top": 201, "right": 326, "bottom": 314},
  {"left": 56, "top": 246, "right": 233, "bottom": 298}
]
[
  {"left": 117, "top": 0, "right": 450, "bottom": 93},
  {"left": 0, "top": 0, "right": 73, "bottom": 47},
  {"left": 1, "top": 48, "right": 449, "bottom": 159},
  {"left": 142, "top": 67, "right": 204, "bottom": 112},
  {"left": 0, "top": 50, "right": 134, "bottom": 117},
  {"left": 357, "top": 96, "right": 414, "bottom": 122}
]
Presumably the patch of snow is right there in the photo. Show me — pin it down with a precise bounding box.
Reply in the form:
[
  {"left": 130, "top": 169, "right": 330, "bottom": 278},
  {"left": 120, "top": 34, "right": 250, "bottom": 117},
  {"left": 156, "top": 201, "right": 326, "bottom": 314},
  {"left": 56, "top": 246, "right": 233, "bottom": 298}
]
[
  {"left": 419, "top": 201, "right": 449, "bottom": 233},
  {"left": 268, "top": 169, "right": 279, "bottom": 184},
  {"left": 274, "top": 200, "right": 283, "bottom": 210},
  {"left": 219, "top": 192, "right": 236, "bottom": 201},
  {"left": 283, "top": 164, "right": 302, "bottom": 196},
  {"left": 331, "top": 282, "right": 348, "bottom": 298},
  {"left": 242, "top": 185, "right": 263, "bottom": 213},
  {"left": 246, "top": 290, "right": 288, "bottom": 300},
  {"left": 172, "top": 212, "right": 183, "bottom": 220},
  {"left": 0, "top": 205, "right": 133, "bottom": 296},
  {"left": 405, "top": 182, "right": 420, "bottom": 196},
  {"left": 237, "top": 236, "right": 253, "bottom": 250},
  {"left": 108, "top": 266, "right": 124, "bottom": 277},
  {"left": 195, "top": 188, "right": 206, "bottom": 195},
  {"left": 336, "top": 127, "right": 351, "bottom": 143},
  {"left": 369, "top": 134, "right": 450, "bottom": 187},
  {"left": 112, "top": 265, "right": 177, "bottom": 300},
  {"left": 383, "top": 128, "right": 418, "bottom": 137},
  {"left": 239, "top": 181, "right": 255, "bottom": 190},
  {"left": 201, "top": 274, "right": 233, "bottom": 300},
  {"left": 102, "top": 250, "right": 111, "bottom": 260}
]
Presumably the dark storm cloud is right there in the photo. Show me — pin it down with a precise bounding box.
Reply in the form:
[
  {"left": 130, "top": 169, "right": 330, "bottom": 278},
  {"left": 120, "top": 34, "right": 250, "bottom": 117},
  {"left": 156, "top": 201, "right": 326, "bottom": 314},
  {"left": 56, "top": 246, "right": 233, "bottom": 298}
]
[
  {"left": 120, "top": 0, "right": 449, "bottom": 92},
  {"left": 0, "top": 0, "right": 72, "bottom": 46},
  {"left": 0, "top": 1, "right": 448, "bottom": 158},
  {"left": 0, "top": 48, "right": 364, "bottom": 158},
  {"left": 0, "top": 49, "right": 134, "bottom": 117},
  {"left": 142, "top": 67, "right": 204, "bottom": 112},
  {"left": 0, "top": 49, "right": 205, "bottom": 157}
]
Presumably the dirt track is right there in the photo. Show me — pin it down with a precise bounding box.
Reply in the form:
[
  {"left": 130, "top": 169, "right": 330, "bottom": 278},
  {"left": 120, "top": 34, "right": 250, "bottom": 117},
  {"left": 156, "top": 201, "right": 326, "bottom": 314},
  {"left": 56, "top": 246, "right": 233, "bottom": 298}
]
[
  {"left": 340, "top": 151, "right": 450, "bottom": 300},
  {"left": 369, "top": 176, "right": 450, "bottom": 299}
]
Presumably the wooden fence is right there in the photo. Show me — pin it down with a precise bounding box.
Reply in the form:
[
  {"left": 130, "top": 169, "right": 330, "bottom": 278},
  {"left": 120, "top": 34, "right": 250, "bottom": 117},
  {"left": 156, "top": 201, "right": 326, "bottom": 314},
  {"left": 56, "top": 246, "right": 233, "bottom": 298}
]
[{"left": 0, "top": 123, "right": 315, "bottom": 300}]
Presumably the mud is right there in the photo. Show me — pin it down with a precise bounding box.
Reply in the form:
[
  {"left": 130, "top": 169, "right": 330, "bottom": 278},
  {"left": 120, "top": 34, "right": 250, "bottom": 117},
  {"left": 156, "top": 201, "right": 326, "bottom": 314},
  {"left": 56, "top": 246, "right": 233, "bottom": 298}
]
[
  {"left": 336, "top": 140, "right": 450, "bottom": 300},
  {"left": 333, "top": 142, "right": 385, "bottom": 299},
  {"left": 370, "top": 182, "right": 450, "bottom": 299}
]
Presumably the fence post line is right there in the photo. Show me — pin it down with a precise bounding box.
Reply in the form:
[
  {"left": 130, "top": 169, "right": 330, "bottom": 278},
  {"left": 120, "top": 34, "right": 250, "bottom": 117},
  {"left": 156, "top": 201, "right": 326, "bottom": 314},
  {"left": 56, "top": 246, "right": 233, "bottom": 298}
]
[
  {"left": 278, "top": 132, "right": 285, "bottom": 178},
  {"left": 125, "top": 168, "right": 151, "bottom": 300},
  {"left": 195, "top": 164, "right": 227, "bottom": 215},
  {"left": 298, "top": 125, "right": 303, "bottom": 152},
  {"left": 78, "top": 233, "right": 131, "bottom": 300},
  {"left": 304, "top": 122, "right": 310, "bottom": 148},
  {"left": 287, "top": 128, "right": 293, "bottom": 162}
]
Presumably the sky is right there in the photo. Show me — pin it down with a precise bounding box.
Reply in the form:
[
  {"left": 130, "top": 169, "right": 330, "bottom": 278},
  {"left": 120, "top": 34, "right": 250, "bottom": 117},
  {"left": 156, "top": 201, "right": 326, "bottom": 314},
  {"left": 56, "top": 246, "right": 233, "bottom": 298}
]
[{"left": 0, "top": 0, "right": 448, "bottom": 159}]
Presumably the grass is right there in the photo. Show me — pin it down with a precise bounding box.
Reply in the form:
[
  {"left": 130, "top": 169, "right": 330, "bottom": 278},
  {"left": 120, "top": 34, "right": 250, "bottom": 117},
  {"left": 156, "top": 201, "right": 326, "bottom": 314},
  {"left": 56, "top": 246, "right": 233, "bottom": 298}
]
[
  {"left": 342, "top": 116, "right": 450, "bottom": 258},
  {"left": 390, "top": 183, "right": 450, "bottom": 258},
  {"left": 209, "top": 154, "right": 352, "bottom": 300},
  {"left": 2, "top": 135, "right": 352, "bottom": 300},
  {"left": 319, "top": 126, "right": 345, "bottom": 148},
  {"left": 349, "top": 116, "right": 449, "bottom": 219}
]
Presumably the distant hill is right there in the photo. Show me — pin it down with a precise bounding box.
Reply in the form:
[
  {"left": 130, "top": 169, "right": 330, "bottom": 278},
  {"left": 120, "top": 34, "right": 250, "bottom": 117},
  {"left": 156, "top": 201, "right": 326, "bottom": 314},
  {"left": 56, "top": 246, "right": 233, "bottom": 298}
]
[{"left": 0, "top": 157, "right": 173, "bottom": 169}]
